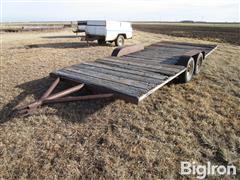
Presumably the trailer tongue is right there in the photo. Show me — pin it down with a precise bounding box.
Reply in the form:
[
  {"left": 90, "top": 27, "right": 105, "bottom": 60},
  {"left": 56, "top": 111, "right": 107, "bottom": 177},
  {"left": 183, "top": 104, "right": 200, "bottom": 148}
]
[{"left": 13, "top": 41, "right": 217, "bottom": 116}]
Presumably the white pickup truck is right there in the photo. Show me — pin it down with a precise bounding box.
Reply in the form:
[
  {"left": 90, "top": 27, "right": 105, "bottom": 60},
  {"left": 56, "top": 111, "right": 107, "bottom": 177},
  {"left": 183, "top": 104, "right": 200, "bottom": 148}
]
[{"left": 75, "top": 20, "right": 133, "bottom": 46}]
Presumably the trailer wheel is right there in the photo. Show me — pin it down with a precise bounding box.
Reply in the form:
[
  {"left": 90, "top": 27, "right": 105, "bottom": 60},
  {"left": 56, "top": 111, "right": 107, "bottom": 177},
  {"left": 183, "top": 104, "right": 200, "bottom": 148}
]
[
  {"left": 179, "top": 57, "right": 195, "bottom": 83},
  {"left": 97, "top": 39, "right": 106, "bottom": 45},
  {"left": 115, "top": 35, "right": 124, "bottom": 47},
  {"left": 194, "top": 53, "right": 203, "bottom": 75}
]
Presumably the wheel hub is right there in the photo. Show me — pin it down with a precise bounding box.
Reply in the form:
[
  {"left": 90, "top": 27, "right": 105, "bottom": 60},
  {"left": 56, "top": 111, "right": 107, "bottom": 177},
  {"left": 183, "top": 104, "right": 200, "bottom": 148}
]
[
  {"left": 186, "top": 60, "right": 194, "bottom": 80},
  {"left": 118, "top": 39, "right": 123, "bottom": 46}
]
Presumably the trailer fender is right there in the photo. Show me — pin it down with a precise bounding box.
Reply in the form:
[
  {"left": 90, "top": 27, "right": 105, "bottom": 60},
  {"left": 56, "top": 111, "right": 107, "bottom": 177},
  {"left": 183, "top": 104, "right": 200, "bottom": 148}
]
[
  {"left": 118, "top": 34, "right": 127, "bottom": 39},
  {"left": 111, "top": 44, "right": 144, "bottom": 57}
]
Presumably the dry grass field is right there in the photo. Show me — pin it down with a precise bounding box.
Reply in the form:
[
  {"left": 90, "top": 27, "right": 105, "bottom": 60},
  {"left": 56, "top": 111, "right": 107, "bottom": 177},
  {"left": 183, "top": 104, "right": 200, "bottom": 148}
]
[{"left": 0, "top": 26, "right": 240, "bottom": 179}]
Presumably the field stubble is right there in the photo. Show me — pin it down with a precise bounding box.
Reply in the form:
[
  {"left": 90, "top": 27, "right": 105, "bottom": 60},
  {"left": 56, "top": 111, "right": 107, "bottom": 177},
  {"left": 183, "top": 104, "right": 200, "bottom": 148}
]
[{"left": 133, "top": 23, "right": 240, "bottom": 45}]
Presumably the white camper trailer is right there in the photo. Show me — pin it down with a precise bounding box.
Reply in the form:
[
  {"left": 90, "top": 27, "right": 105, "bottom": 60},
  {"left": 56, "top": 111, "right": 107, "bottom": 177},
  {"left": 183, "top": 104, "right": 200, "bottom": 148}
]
[{"left": 75, "top": 20, "right": 133, "bottom": 46}]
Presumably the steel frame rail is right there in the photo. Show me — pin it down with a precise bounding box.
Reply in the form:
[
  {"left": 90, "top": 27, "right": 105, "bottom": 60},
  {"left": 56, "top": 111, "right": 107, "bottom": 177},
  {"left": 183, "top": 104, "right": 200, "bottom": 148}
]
[{"left": 13, "top": 77, "right": 114, "bottom": 116}]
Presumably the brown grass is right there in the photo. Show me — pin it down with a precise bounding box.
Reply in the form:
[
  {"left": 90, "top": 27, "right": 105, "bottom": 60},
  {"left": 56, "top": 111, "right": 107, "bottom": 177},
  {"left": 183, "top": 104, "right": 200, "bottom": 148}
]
[{"left": 0, "top": 28, "right": 239, "bottom": 179}]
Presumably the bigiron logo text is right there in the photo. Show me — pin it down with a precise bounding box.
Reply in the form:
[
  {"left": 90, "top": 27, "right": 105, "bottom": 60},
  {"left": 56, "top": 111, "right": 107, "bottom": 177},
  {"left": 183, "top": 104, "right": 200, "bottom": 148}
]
[{"left": 180, "top": 161, "right": 237, "bottom": 179}]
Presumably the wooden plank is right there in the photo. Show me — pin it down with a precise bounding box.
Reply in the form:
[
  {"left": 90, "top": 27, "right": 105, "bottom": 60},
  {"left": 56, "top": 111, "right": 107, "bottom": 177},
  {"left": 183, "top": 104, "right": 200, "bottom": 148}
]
[
  {"left": 148, "top": 44, "right": 215, "bottom": 57},
  {"left": 142, "top": 50, "right": 185, "bottom": 58},
  {"left": 64, "top": 67, "right": 154, "bottom": 90},
  {"left": 146, "top": 44, "right": 190, "bottom": 51},
  {"left": 119, "top": 55, "right": 172, "bottom": 62},
  {"left": 126, "top": 50, "right": 183, "bottom": 59},
  {"left": 78, "top": 62, "right": 168, "bottom": 80},
  {"left": 143, "top": 44, "right": 192, "bottom": 50},
  {"left": 144, "top": 46, "right": 207, "bottom": 57},
  {"left": 124, "top": 53, "right": 176, "bottom": 60},
  {"left": 100, "top": 57, "right": 185, "bottom": 71},
  {"left": 142, "top": 44, "right": 215, "bottom": 60},
  {"left": 130, "top": 45, "right": 214, "bottom": 62},
  {"left": 53, "top": 70, "right": 144, "bottom": 102},
  {"left": 113, "top": 56, "right": 180, "bottom": 67},
  {"left": 154, "top": 42, "right": 206, "bottom": 48},
  {"left": 125, "top": 54, "right": 172, "bottom": 61},
  {"left": 157, "top": 41, "right": 217, "bottom": 49},
  {"left": 72, "top": 64, "right": 165, "bottom": 84},
  {"left": 138, "top": 67, "right": 186, "bottom": 102},
  {"left": 136, "top": 47, "right": 186, "bottom": 56},
  {"left": 132, "top": 47, "right": 181, "bottom": 54},
  {"left": 149, "top": 43, "right": 211, "bottom": 52},
  {"left": 149, "top": 44, "right": 197, "bottom": 50},
  {"left": 96, "top": 59, "right": 180, "bottom": 76}
]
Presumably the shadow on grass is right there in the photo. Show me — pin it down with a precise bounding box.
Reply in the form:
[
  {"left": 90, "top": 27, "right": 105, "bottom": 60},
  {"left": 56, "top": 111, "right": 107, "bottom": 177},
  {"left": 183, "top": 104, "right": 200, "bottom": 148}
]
[
  {"left": 25, "top": 41, "right": 113, "bottom": 49},
  {"left": 0, "top": 77, "right": 114, "bottom": 124},
  {"left": 25, "top": 42, "right": 97, "bottom": 49},
  {"left": 41, "top": 35, "right": 80, "bottom": 39}
]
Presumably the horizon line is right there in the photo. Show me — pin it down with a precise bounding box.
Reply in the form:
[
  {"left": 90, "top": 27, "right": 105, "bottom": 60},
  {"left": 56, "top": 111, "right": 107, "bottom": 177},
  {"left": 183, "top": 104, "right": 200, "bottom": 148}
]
[{"left": 2, "top": 20, "right": 240, "bottom": 23}]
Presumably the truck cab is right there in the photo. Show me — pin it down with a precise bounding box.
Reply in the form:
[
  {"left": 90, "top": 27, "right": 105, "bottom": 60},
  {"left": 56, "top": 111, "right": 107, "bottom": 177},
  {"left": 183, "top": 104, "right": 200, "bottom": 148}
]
[{"left": 73, "top": 21, "right": 87, "bottom": 34}]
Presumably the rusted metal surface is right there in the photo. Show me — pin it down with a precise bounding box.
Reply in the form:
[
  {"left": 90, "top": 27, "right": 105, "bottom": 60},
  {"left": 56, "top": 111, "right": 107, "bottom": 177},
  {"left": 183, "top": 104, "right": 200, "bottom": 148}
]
[
  {"left": 13, "top": 78, "right": 114, "bottom": 116},
  {"left": 40, "top": 77, "right": 60, "bottom": 100},
  {"left": 45, "top": 84, "right": 84, "bottom": 100},
  {"left": 45, "top": 93, "right": 114, "bottom": 104},
  {"left": 111, "top": 44, "right": 144, "bottom": 57}
]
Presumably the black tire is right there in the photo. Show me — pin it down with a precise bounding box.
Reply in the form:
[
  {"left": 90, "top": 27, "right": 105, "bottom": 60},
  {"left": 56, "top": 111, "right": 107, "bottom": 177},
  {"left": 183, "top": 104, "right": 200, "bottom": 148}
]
[
  {"left": 179, "top": 57, "right": 195, "bottom": 83},
  {"left": 194, "top": 53, "right": 203, "bottom": 75},
  {"left": 97, "top": 39, "right": 106, "bottom": 45},
  {"left": 115, "top": 35, "right": 124, "bottom": 47}
]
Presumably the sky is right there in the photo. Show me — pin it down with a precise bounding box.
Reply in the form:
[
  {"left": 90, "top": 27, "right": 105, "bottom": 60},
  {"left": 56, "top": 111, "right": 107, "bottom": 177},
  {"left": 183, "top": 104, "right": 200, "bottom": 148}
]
[{"left": 1, "top": 0, "right": 240, "bottom": 22}]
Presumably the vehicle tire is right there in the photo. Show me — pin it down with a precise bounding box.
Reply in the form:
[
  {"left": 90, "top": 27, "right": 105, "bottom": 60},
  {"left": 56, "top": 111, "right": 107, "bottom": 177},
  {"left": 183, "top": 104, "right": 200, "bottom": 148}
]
[
  {"left": 115, "top": 35, "right": 124, "bottom": 47},
  {"left": 97, "top": 39, "right": 106, "bottom": 45},
  {"left": 194, "top": 53, "right": 203, "bottom": 75},
  {"left": 178, "top": 57, "right": 195, "bottom": 83}
]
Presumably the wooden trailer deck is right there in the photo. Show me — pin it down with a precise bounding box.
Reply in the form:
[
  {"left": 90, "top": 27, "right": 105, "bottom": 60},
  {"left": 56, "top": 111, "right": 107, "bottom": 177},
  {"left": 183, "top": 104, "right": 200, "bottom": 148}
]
[{"left": 51, "top": 42, "right": 217, "bottom": 104}]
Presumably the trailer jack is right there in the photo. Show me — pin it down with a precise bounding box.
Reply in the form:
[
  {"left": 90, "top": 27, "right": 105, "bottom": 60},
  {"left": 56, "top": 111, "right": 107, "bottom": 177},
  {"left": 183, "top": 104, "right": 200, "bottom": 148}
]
[{"left": 13, "top": 78, "right": 114, "bottom": 116}]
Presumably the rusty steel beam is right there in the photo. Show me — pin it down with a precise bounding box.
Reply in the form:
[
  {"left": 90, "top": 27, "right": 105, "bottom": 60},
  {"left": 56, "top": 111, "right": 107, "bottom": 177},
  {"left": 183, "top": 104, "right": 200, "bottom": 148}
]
[
  {"left": 12, "top": 77, "right": 115, "bottom": 116},
  {"left": 111, "top": 44, "right": 144, "bottom": 57},
  {"left": 40, "top": 77, "right": 60, "bottom": 100},
  {"left": 44, "top": 93, "right": 114, "bottom": 104},
  {"left": 13, "top": 78, "right": 60, "bottom": 111},
  {"left": 16, "top": 83, "right": 85, "bottom": 111},
  {"left": 45, "top": 84, "right": 84, "bottom": 100}
]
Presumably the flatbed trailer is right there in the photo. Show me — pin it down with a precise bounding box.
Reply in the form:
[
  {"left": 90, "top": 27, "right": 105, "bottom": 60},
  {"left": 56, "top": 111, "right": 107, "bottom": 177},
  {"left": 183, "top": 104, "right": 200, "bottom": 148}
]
[{"left": 14, "top": 41, "right": 217, "bottom": 115}]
